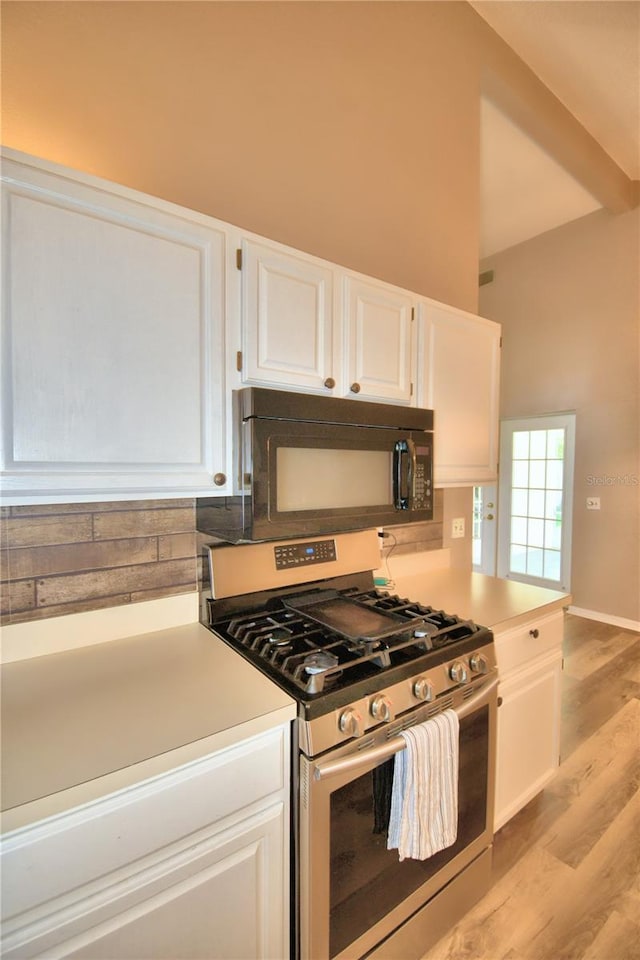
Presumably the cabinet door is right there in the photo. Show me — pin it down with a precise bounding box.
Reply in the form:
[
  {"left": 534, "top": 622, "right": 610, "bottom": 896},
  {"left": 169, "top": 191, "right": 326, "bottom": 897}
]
[
  {"left": 1, "top": 726, "right": 290, "bottom": 960},
  {"left": 1, "top": 151, "right": 228, "bottom": 502},
  {"left": 494, "top": 651, "right": 563, "bottom": 831},
  {"left": 418, "top": 301, "right": 501, "bottom": 485},
  {"left": 343, "top": 274, "right": 416, "bottom": 404},
  {"left": 59, "top": 805, "right": 285, "bottom": 960},
  {"left": 240, "top": 238, "right": 335, "bottom": 392}
]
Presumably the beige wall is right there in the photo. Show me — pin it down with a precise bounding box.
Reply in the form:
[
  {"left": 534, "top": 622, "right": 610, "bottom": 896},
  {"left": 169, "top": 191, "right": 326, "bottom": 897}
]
[
  {"left": 1, "top": 0, "right": 483, "bottom": 310},
  {"left": 480, "top": 208, "right": 640, "bottom": 623}
]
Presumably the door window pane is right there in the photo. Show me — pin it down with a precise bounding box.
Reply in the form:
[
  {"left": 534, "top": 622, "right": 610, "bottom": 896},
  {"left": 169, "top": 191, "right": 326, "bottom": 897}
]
[
  {"left": 527, "top": 518, "right": 544, "bottom": 548},
  {"left": 528, "top": 490, "right": 545, "bottom": 518},
  {"left": 513, "top": 432, "right": 530, "bottom": 458},
  {"left": 529, "top": 460, "right": 546, "bottom": 488},
  {"left": 513, "top": 461, "right": 529, "bottom": 487},
  {"left": 546, "top": 460, "right": 564, "bottom": 490},
  {"left": 530, "top": 431, "right": 547, "bottom": 458},
  {"left": 512, "top": 489, "right": 528, "bottom": 516}
]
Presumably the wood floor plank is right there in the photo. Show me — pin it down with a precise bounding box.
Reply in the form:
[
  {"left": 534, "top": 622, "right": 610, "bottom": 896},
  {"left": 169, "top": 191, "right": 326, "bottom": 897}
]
[
  {"left": 516, "top": 789, "right": 640, "bottom": 960},
  {"left": 548, "top": 696, "right": 640, "bottom": 803},
  {"left": 542, "top": 735, "right": 640, "bottom": 867},
  {"left": 564, "top": 628, "right": 640, "bottom": 680},
  {"left": 420, "top": 844, "right": 575, "bottom": 960},
  {"left": 581, "top": 911, "right": 640, "bottom": 960},
  {"left": 560, "top": 641, "right": 640, "bottom": 760}
]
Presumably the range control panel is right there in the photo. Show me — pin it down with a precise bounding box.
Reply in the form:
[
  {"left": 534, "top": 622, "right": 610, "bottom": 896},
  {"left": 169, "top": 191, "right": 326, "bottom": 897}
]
[{"left": 274, "top": 538, "right": 337, "bottom": 570}]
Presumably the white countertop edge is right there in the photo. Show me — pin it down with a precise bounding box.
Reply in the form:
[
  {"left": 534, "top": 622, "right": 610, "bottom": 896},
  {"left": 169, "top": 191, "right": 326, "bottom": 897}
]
[
  {"left": 490, "top": 595, "right": 571, "bottom": 633},
  {"left": 0, "top": 592, "right": 200, "bottom": 663},
  {"left": 0, "top": 701, "right": 296, "bottom": 835}
]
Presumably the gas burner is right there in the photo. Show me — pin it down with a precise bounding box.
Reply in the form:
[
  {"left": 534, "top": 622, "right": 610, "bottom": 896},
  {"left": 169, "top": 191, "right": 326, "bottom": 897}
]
[
  {"left": 303, "top": 650, "right": 339, "bottom": 674},
  {"left": 265, "top": 626, "right": 294, "bottom": 647},
  {"left": 301, "top": 650, "right": 341, "bottom": 694}
]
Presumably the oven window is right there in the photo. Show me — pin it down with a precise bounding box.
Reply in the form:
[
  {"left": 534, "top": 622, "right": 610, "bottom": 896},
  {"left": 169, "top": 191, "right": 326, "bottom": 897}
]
[{"left": 329, "top": 709, "right": 488, "bottom": 957}]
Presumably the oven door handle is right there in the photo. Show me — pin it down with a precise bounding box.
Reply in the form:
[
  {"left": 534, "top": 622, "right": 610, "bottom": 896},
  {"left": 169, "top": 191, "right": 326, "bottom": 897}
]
[{"left": 313, "top": 675, "right": 498, "bottom": 782}]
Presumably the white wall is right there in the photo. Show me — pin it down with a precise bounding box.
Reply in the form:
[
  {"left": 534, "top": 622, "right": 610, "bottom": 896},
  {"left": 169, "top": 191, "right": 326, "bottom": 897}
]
[{"left": 480, "top": 207, "right": 640, "bottom": 623}]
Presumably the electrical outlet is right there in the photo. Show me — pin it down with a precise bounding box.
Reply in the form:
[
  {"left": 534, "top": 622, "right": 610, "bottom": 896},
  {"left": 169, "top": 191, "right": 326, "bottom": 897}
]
[
  {"left": 451, "top": 517, "right": 465, "bottom": 538},
  {"left": 586, "top": 497, "right": 601, "bottom": 510}
]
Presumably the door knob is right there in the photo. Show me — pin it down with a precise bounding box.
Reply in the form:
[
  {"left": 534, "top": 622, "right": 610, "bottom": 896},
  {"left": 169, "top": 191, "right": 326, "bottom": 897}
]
[{"left": 485, "top": 513, "right": 494, "bottom": 520}]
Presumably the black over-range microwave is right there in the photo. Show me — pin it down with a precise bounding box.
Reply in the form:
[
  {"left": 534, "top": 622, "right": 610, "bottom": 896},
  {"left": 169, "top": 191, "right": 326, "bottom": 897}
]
[{"left": 197, "top": 387, "right": 434, "bottom": 543}]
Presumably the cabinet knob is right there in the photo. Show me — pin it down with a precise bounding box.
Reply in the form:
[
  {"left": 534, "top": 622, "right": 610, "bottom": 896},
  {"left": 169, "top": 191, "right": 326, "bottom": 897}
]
[
  {"left": 323, "top": 377, "right": 336, "bottom": 389},
  {"left": 350, "top": 382, "right": 361, "bottom": 394},
  {"left": 529, "top": 628, "right": 540, "bottom": 639},
  {"left": 213, "top": 473, "right": 227, "bottom": 487}
]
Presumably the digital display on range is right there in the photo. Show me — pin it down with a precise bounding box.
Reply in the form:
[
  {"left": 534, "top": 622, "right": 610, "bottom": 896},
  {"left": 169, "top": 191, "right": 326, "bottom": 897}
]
[{"left": 274, "top": 539, "right": 337, "bottom": 570}]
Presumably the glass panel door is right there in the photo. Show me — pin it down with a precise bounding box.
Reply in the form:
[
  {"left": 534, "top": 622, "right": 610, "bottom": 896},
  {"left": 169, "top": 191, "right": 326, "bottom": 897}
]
[{"left": 497, "top": 414, "right": 575, "bottom": 591}]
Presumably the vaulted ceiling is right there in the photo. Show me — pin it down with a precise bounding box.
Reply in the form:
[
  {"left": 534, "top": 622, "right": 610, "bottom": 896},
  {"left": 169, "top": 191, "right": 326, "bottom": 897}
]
[{"left": 472, "top": 0, "right": 640, "bottom": 257}]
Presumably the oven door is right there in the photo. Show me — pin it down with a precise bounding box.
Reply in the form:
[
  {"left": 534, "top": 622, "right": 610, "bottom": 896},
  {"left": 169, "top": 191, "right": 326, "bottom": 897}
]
[{"left": 298, "top": 677, "right": 497, "bottom": 960}]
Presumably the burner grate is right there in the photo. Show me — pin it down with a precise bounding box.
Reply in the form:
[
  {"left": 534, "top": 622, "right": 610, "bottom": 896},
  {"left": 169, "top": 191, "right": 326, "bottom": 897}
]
[{"left": 210, "top": 587, "right": 483, "bottom": 697}]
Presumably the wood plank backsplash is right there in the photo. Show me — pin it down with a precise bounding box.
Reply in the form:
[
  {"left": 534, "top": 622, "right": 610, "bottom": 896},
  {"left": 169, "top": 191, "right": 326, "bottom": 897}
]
[
  {"left": 0, "top": 500, "right": 197, "bottom": 625},
  {"left": 0, "top": 492, "right": 444, "bottom": 626}
]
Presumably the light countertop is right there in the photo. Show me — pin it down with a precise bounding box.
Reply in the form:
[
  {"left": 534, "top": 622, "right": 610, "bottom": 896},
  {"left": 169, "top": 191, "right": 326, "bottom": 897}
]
[
  {"left": 377, "top": 555, "right": 570, "bottom": 632},
  {"left": 0, "top": 622, "right": 295, "bottom": 830},
  {"left": 1, "top": 561, "right": 569, "bottom": 831}
]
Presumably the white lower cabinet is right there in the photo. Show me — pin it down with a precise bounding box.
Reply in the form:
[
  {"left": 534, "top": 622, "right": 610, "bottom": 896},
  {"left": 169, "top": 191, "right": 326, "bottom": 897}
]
[
  {"left": 0, "top": 726, "right": 290, "bottom": 960},
  {"left": 494, "top": 610, "right": 564, "bottom": 831}
]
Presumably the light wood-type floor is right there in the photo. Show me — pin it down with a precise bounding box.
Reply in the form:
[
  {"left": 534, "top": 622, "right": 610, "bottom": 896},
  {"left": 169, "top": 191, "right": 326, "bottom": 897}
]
[{"left": 420, "top": 613, "right": 640, "bottom": 960}]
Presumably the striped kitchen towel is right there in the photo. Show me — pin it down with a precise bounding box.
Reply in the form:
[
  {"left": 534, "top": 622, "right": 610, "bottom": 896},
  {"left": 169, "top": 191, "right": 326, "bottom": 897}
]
[{"left": 387, "top": 709, "right": 459, "bottom": 861}]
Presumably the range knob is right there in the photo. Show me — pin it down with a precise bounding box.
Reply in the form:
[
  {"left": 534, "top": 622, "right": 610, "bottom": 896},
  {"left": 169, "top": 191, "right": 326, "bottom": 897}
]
[
  {"left": 449, "top": 660, "right": 468, "bottom": 684},
  {"left": 413, "top": 677, "right": 434, "bottom": 702},
  {"left": 338, "top": 707, "right": 364, "bottom": 738},
  {"left": 370, "top": 695, "right": 395, "bottom": 722},
  {"left": 470, "top": 653, "right": 489, "bottom": 674}
]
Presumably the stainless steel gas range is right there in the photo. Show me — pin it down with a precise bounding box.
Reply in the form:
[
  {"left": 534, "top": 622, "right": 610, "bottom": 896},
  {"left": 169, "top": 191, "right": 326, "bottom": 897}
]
[{"left": 201, "top": 529, "right": 497, "bottom": 960}]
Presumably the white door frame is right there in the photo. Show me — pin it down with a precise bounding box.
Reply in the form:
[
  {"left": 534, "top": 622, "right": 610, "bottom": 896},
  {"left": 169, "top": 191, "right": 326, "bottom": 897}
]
[
  {"left": 497, "top": 413, "right": 575, "bottom": 592},
  {"left": 472, "top": 484, "right": 497, "bottom": 575}
]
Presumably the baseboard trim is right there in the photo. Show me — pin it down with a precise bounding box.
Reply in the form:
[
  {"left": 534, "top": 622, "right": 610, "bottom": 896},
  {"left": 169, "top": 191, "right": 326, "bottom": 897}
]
[{"left": 567, "top": 605, "right": 640, "bottom": 633}]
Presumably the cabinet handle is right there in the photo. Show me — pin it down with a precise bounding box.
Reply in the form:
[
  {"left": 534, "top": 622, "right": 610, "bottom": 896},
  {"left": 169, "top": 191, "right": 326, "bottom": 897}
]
[
  {"left": 529, "top": 628, "right": 540, "bottom": 639},
  {"left": 350, "top": 382, "right": 361, "bottom": 394},
  {"left": 213, "top": 473, "right": 227, "bottom": 487},
  {"left": 324, "top": 377, "right": 336, "bottom": 389}
]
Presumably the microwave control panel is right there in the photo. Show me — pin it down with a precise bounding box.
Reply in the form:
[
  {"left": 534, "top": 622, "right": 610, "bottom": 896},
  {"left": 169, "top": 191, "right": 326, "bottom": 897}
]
[
  {"left": 274, "top": 538, "right": 337, "bottom": 570},
  {"left": 412, "top": 452, "right": 432, "bottom": 511}
]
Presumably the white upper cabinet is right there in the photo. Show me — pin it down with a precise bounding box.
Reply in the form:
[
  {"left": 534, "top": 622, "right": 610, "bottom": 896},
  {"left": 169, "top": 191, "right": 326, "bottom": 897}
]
[
  {"left": 1, "top": 149, "right": 229, "bottom": 503},
  {"left": 239, "top": 238, "right": 335, "bottom": 393},
  {"left": 237, "top": 236, "right": 417, "bottom": 404},
  {"left": 2, "top": 148, "right": 502, "bottom": 501},
  {"left": 343, "top": 274, "right": 416, "bottom": 404},
  {"left": 418, "top": 300, "right": 501, "bottom": 486}
]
